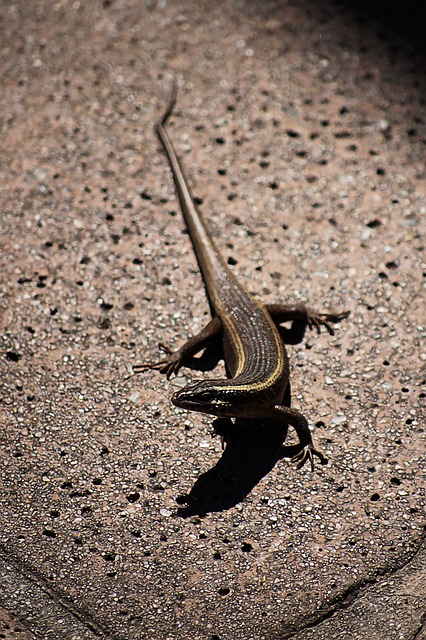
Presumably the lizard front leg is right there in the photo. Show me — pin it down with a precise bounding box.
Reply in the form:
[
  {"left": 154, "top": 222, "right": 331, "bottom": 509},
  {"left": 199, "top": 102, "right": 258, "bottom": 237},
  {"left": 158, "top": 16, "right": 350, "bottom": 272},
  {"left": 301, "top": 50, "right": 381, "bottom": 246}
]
[
  {"left": 134, "top": 315, "right": 222, "bottom": 379},
  {"left": 272, "top": 404, "right": 328, "bottom": 471}
]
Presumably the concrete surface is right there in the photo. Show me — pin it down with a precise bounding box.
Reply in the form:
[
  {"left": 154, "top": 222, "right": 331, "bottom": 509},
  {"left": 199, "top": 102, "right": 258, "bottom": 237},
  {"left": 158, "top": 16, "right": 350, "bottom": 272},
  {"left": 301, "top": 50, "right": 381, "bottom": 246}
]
[{"left": 0, "top": 1, "right": 425, "bottom": 639}]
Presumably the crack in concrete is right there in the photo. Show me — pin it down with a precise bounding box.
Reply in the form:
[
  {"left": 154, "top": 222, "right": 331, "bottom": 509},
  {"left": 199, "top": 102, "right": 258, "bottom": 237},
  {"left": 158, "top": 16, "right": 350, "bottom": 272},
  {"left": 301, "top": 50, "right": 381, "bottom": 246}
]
[
  {"left": 283, "top": 533, "right": 426, "bottom": 639},
  {"left": 0, "top": 544, "right": 122, "bottom": 640},
  {"left": 412, "top": 615, "right": 426, "bottom": 640}
]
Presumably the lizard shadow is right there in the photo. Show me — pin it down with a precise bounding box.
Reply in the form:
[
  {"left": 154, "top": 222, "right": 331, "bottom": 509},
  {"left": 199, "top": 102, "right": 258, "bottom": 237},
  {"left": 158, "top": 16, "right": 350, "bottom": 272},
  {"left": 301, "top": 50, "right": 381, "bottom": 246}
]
[
  {"left": 176, "top": 417, "right": 304, "bottom": 518},
  {"left": 176, "top": 320, "right": 312, "bottom": 518}
]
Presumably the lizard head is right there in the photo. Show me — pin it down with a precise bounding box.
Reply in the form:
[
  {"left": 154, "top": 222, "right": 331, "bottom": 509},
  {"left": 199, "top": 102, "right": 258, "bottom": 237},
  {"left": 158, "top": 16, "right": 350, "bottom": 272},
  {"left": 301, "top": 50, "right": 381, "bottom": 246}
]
[{"left": 171, "top": 380, "right": 236, "bottom": 418}]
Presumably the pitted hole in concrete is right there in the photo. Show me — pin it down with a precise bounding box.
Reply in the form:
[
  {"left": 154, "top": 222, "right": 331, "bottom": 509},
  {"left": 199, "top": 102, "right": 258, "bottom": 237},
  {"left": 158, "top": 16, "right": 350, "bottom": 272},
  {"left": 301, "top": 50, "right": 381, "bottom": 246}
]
[
  {"left": 81, "top": 506, "right": 92, "bottom": 516},
  {"left": 215, "top": 137, "right": 225, "bottom": 145},
  {"left": 130, "top": 530, "right": 141, "bottom": 538},
  {"left": 370, "top": 493, "right": 381, "bottom": 502},
  {"left": 92, "top": 478, "right": 102, "bottom": 485},
  {"left": 286, "top": 129, "right": 300, "bottom": 138},
  {"left": 366, "top": 218, "right": 382, "bottom": 229},
  {"left": 213, "top": 552, "right": 222, "bottom": 560},
  {"left": 42, "top": 529, "right": 56, "bottom": 538},
  {"left": 401, "top": 387, "right": 410, "bottom": 393},
  {"left": 60, "top": 481, "right": 72, "bottom": 489},
  {"left": 218, "top": 587, "right": 230, "bottom": 596},
  {"left": 334, "top": 131, "right": 351, "bottom": 139},
  {"left": 50, "top": 510, "right": 60, "bottom": 518},
  {"left": 126, "top": 492, "right": 140, "bottom": 503},
  {"left": 100, "top": 446, "right": 109, "bottom": 457},
  {"left": 104, "top": 553, "right": 115, "bottom": 562},
  {"left": 386, "top": 260, "right": 399, "bottom": 269},
  {"left": 36, "top": 275, "right": 48, "bottom": 288},
  {"left": 5, "top": 351, "right": 22, "bottom": 363},
  {"left": 241, "top": 542, "right": 253, "bottom": 553},
  {"left": 390, "top": 477, "right": 402, "bottom": 486},
  {"left": 68, "top": 485, "right": 91, "bottom": 498},
  {"left": 74, "top": 537, "right": 83, "bottom": 546},
  {"left": 218, "top": 168, "right": 227, "bottom": 175},
  {"left": 227, "top": 256, "right": 237, "bottom": 266},
  {"left": 269, "top": 181, "right": 278, "bottom": 190},
  {"left": 99, "top": 301, "right": 113, "bottom": 311}
]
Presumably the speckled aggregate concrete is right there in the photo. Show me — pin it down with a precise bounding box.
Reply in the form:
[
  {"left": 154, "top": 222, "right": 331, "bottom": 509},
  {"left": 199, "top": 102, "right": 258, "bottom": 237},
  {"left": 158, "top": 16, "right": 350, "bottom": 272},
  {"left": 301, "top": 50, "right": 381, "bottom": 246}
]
[{"left": 0, "top": 1, "right": 425, "bottom": 639}]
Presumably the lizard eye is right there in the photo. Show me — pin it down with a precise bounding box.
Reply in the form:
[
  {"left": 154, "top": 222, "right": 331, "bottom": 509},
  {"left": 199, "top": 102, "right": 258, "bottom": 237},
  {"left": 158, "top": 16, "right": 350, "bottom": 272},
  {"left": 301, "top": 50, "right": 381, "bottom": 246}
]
[{"left": 195, "top": 388, "right": 217, "bottom": 404}]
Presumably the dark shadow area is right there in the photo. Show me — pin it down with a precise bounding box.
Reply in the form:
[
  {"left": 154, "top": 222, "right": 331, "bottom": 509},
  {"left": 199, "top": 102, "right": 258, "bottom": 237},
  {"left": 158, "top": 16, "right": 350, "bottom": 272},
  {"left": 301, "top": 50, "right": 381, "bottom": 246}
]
[
  {"left": 340, "top": 0, "right": 426, "bottom": 51},
  {"left": 176, "top": 416, "right": 307, "bottom": 517},
  {"left": 250, "top": 0, "right": 426, "bottom": 63}
]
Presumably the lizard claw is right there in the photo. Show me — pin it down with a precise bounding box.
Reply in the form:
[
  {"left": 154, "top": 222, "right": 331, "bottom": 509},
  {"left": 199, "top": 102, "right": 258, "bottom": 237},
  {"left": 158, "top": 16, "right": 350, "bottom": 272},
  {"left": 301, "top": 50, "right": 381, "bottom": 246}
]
[
  {"left": 133, "top": 348, "right": 183, "bottom": 379},
  {"left": 291, "top": 444, "right": 328, "bottom": 472},
  {"left": 158, "top": 342, "right": 173, "bottom": 355},
  {"left": 307, "top": 310, "right": 350, "bottom": 336}
]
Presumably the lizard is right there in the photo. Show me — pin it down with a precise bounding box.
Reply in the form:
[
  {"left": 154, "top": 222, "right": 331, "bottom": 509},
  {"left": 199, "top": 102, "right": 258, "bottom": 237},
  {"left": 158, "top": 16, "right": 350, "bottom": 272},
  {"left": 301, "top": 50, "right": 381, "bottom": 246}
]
[{"left": 134, "top": 86, "right": 349, "bottom": 471}]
